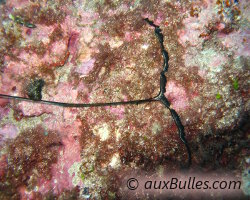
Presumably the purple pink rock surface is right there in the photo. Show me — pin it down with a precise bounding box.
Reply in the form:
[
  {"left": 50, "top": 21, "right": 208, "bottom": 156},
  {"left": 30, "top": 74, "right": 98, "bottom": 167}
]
[{"left": 0, "top": 0, "right": 249, "bottom": 199}]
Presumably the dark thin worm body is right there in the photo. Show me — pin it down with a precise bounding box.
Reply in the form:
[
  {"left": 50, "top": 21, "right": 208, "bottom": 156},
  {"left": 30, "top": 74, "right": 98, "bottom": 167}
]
[
  {"left": 0, "top": 94, "right": 156, "bottom": 107},
  {"left": 0, "top": 18, "right": 191, "bottom": 167},
  {"left": 145, "top": 18, "right": 191, "bottom": 167}
]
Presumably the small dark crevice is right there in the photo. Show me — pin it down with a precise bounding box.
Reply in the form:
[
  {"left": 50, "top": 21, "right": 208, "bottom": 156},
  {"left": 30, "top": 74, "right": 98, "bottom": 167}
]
[{"left": 26, "top": 79, "right": 45, "bottom": 101}]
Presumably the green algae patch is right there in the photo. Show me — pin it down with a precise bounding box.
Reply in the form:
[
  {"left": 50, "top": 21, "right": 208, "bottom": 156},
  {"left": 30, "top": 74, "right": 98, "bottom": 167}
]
[
  {"left": 216, "top": 93, "right": 222, "bottom": 99},
  {"left": 233, "top": 79, "right": 239, "bottom": 90},
  {"left": 9, "top": 14, "right": 36, "bottom": 28}
]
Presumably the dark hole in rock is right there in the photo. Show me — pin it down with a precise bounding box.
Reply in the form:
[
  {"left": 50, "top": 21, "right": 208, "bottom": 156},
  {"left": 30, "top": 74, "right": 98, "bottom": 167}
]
[
  {"left": 26, "top": 79, "right": 45, "bottom": 100},
  {"left": 0, "top": 0, "right": 6, "bottom": 5}
]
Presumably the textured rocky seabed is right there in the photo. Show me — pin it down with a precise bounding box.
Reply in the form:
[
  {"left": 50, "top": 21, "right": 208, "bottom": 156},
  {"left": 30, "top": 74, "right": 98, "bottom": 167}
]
[{"left": 0, "top": 0, "right": 249, "bottom": 199}]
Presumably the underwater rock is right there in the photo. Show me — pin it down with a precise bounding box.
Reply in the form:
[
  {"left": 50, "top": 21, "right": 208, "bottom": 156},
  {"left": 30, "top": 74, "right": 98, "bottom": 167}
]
[{"left": 0, "top": 0, "right": 249, "bottom": 199}]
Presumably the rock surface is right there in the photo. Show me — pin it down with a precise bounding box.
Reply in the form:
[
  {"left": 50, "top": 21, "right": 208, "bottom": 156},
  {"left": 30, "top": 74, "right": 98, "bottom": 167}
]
[{"left": 0, "top": 0, "right": 249, "bottom": 199}]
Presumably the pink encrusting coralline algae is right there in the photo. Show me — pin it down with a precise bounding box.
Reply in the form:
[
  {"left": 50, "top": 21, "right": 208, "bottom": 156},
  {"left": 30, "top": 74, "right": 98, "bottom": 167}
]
[{"left": 0, "top": 0, "right": 249, "bottom": 199}]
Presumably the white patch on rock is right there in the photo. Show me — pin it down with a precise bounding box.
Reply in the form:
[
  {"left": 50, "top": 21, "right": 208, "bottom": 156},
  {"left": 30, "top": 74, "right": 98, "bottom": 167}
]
[
  {"left": 152, "top": 122, "right": 162, "bottom": 135},
  {"left": 109, "top": 153, "right": 120, "bottom": 169},
  {"left": 115, "top": 128, "right": 121, "bottom": 141},
  {"left": 93, "top": 123, "right": 110, "bottom": 141},
  {"left": 141, "top": 44, "right": 149, "bottom": 50},
  {"left": 185, "top": 48, "right": 227, "bottom": 83},
  {"left": 81, "top": 27, "right": 93, "bottom": 43},
  {"left": 109, "top": 37, "right": 124, "bottom": 49},
  {"left": 68, "top": 162, "right": 82, "bottom": 187}
]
